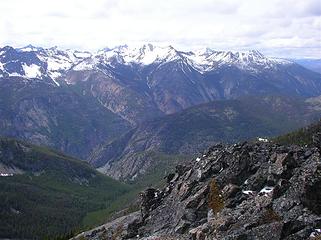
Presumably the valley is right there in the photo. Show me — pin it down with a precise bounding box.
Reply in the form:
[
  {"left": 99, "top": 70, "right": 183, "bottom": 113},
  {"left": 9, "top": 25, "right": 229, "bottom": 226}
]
[{"left": 0, "top": 44, "right": 320, "bottom": 239}]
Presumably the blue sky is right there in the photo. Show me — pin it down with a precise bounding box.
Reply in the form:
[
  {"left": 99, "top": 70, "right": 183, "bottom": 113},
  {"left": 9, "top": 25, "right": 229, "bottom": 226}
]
[{"left": 1, "top": 0, "right": 320, "bottom": 58}]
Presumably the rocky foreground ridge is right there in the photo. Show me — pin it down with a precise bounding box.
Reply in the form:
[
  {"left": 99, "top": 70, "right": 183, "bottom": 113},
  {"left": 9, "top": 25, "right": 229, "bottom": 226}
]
[{"left": 73, "top": 133, "right": 321, "bottom": 240}]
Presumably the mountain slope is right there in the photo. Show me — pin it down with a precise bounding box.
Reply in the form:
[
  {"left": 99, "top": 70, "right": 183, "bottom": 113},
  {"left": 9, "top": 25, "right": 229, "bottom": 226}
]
[
  {"left": 274, "top": 119, "right": 321, "bottom": 147},
  {"left": 0, "top": 137, "right": 132, "bottom": 239},
  {"left": 90, "top": 95, "right": 321, "bottom": 181},
  {"left": 294, "top": 58, "right": 321, "bottom": 74},
  {"left": 0, "top": 45, "right": 91, "bottom": 85},
  {"left": 66, "top": 45, "right": 321, "bottom": 123},
  {"left": 2, "top": 45, "right": 321, "bottom": 125},
  {"left": 0, "top": 76, "right": 130, "bottom": 159}
]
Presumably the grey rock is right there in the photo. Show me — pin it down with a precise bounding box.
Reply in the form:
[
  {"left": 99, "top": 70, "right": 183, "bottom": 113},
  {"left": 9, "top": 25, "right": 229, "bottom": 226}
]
[{"left": 77, "top": 141, "right": 321, "bottom": 240}]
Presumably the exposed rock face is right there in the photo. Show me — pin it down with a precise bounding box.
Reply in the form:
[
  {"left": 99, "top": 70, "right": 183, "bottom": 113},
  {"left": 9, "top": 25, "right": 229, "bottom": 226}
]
[
  {"left": 64, "top": 70, "right": 164, "bottom": 125},
  {"left": 75, "top": 141, "right": 321, "bottom": 239},
  {"left": 313, "top": 132, "right": 321, "bottom": 150},
  {"left": 0, "top": 78, "right": 130, "bottom": 159}
]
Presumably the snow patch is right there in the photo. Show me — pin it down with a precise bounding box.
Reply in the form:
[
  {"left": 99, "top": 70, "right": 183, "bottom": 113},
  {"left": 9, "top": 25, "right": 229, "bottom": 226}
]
[
  {"left": 73, "top": 58, "right": 99, "bottom": 71},
  {"left": 310, "top": 229, "right": 321, "bottom": 238},
  {"left": 0, "top": 173, "right": 13, "bottom": 177},
  {"left": 242, "top": 190, "right": 254, "bottom": 195},
  {"left": 20, "top": 47, "right": 35, "bottom": 52},
  {"left": 259, "top": 186, "right": 274, "bottom": 194},
  {"left": 51, "top": 77, "right": 60, "bottom": 86},
  {"left": 258, "top": 137, "right": 269, "bottom": 142},
  {"left": 98, "top": 44, "right": 179, "bottom": 65},
  {"left": 8, "top": 72, "right": 23, "bottom": 77},
  {"left": 22, "top": 64, "right": 41, "bottom": 78},
  {"left": 186, "top": 49, "right": 293, "bottom": 73}
]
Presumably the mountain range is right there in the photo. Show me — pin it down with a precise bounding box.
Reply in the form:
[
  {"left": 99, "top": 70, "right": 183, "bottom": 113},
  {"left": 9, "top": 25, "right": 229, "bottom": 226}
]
[
  {"left": 1, "top": 44, "right": 321, "bottom": 239},
  {"left": 1, "top": 44, "right": 321, "bottom": 161},
  {"left": 1, "top": 44, "right": 321, "bottom": 123}
]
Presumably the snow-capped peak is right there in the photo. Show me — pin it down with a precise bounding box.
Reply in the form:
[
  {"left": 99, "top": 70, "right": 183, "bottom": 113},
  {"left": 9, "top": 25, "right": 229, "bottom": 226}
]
[
  {"left": 73, "top": 44, "right": 293, "bottom": 73},
  {"left": 22, "top": 63, "right": 42, "bottom": 78},
  {"left": 1, "top": 44, "right": 295, "bottom": 83},
  {"left": 97, "top": 44, "right": 180, "bottom": 65},
  {"left": 18, "top": 44, "right": 43, "bottom": 52},
  {"left": 36, "top": 47, "right": 91, "bottom": 81},
  {"left": 186, "top": 49, "right": 292, "bottom": 72},
  {"left": 0, "top": 45, "right": 91, "bottom": 85}
]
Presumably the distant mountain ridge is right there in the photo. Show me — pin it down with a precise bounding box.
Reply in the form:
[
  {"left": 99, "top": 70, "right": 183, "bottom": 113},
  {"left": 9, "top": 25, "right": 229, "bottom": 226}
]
[
  {"left": 4, "top": 44, "right": 318, "bottom": 76},
  {"left": 0, "top": 44, "right": 321, "bottom": 161},
  {"left": 0, "top": 44, "right": 296, "bottom": 84},
  {"left": 292, "top": 58, "right": 321, "bottom": 74}
]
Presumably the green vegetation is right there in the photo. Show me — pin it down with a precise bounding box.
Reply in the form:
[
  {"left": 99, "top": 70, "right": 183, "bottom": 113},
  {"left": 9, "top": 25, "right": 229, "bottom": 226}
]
[
  {"left": 0, "top": 137, "right": 132, "bottom": 239},
  {"left": 128, "top": 151, "right": 189, "bottom": 187},
  {"left": 0, "top": 138, "right": 186, "bottom": 239},
  {"left": 94, "top": 95, "right": 321, "bottom": 182},
  {"left": 274, "top": 120, "right": 321, "bottom": 146},
  {"left": 160, "top": 95, "right": 321, "bottom": 149},
  {"left": 83, "top": 151, "right": 188, "bottom": 228},
  {"left": 81, "top": 188, "right": 141, "bottom": 228}
]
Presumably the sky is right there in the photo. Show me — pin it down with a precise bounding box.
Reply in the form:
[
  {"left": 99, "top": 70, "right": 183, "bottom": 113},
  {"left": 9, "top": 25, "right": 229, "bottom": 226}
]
[{"left": 0, "top": 0, "right": 320, "bottom": 58}]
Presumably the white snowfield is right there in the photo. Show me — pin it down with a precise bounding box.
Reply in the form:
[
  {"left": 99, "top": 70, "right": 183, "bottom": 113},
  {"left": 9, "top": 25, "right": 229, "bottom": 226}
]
[
  {"left": 0, "top": 173, "right": 13, "bottom": 177},
  {"left": 91, "top": 44, "right": 291, "bottom": 71},
  {"left": 1, "top": 44, "right": 294, "bottom": 84},
  {"left": 22, "top": 64, "right": 42, "bottom": 78},
  {"left": 258, "top": 137, "right": 269, "bottom": 142}
]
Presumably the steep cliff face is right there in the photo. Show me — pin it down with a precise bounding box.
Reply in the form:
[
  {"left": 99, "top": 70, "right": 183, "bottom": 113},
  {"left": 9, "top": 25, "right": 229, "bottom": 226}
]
[{"left": 74, "top": 126, "right": 321, "bottom": 240}]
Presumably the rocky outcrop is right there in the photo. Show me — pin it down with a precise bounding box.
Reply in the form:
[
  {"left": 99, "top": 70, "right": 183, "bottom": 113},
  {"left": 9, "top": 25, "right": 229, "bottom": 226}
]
[{"left": 75, "top": 140, "right": 321, "bottom": 239}]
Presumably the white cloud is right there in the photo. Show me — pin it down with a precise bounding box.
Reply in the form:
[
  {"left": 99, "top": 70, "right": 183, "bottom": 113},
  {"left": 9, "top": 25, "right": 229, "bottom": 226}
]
[{"left": 0, "top": 0, "right": 320, "bottom": 58}]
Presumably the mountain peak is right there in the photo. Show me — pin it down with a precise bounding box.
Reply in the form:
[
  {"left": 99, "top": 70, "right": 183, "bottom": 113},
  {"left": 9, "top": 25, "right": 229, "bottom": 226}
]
[
  {"left": 96, "top": 44, "right": 179, "bottom": 65},
  {"left": 248, "top": 49, "right": 264, "bottom": 57},
  {"left": 18, "top": 44, "right": 43, "bottom": 52},
  {"left": 141, "top": 43, "right": 155, "bottom": 51}
]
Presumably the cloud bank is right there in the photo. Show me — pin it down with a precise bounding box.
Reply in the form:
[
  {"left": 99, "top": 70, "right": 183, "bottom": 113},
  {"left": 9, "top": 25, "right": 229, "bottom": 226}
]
[{"left": 0, "top": 0, "right": 320, "bottom": 58}]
